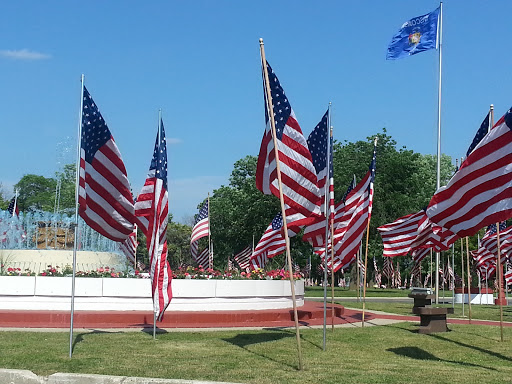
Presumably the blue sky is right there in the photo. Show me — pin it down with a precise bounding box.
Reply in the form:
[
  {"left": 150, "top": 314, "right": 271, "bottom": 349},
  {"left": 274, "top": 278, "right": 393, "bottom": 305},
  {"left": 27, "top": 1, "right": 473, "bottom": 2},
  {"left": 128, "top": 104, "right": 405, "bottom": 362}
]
[{"left": 1, "top": 1, "right": 511, "bottom": 223}]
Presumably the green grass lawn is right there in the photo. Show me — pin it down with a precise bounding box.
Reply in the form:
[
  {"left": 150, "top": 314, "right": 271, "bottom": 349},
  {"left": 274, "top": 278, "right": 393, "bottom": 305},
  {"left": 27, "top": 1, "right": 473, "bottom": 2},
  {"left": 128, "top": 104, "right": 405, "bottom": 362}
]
[
  {"left": 338, "top": 300, "right": 512, "bottom": 323},
  {"left": 1, "top": 323, "right": 511, "bottom": 383},
  {"left": 305, "top": 286, "right": 456, "bottom": 298},
  {"left": 305, "top": 287, "right": 412, "bottom": 297}
]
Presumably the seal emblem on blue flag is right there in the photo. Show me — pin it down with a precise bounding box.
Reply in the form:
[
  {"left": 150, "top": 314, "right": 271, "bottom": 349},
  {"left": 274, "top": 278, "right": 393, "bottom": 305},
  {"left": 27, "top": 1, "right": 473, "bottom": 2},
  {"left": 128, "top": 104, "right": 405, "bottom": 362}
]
[{"left": 386, "top": 7, "right": 440, "bottom": 60}]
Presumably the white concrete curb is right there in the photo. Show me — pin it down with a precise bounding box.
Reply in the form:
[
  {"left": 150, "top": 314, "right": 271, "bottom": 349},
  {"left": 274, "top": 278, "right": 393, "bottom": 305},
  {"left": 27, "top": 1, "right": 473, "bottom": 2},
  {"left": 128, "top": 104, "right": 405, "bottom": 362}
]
[{"left": 0, "top": 369, "right": 241, "bottom": 384}]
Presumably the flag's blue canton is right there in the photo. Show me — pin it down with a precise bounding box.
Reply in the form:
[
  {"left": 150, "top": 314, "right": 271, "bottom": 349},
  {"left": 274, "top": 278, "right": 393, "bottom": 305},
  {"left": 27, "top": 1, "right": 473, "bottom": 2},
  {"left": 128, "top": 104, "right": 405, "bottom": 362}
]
[
  {"left": 487, "top": 222, "right": 507, "bottom": 235},
  {"left": 272, "top": 212, "right": 283, "bottom": 230},
  {"left": 386, "top": 7, "right": 440, "bottom": 60},
  {"left": 7, "top": 197, "right": 16, "bottom": 215},
  {"left": 505, "top": 107, "right": 512, "bottom": 130},
  {"left": 466, "top": 113, "right": 490, "bottom": 157},
  {"left": 81, "top": 87, "right": 112, "bottom": 164},
  {"left": 342, "top": 178, "right": 355, "bottom": 203},
  {"left": 149, "top": 119, "right": 168, "bottom": 190},
  {"left": 264, "top": 61, "right": 291, "bottom": 140},
  {"left": 369, "top": 145, "right": 377, "bottom": 183},
  {"left": 194, "top": 201, "right": 209, "bottom": 225},
  {"left": 307, "top": 110, "right": 331, "bottom": 176}
]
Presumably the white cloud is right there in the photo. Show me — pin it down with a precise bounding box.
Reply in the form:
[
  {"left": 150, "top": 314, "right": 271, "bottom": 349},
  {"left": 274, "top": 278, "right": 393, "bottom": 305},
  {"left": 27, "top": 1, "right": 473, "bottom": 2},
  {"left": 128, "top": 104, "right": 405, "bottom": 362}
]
[
  {"left": 166, "top": 138, "right": 182, "bottom": 145},
  {"left": 0, "top": 49, "right": 51, "bottom": 60}
]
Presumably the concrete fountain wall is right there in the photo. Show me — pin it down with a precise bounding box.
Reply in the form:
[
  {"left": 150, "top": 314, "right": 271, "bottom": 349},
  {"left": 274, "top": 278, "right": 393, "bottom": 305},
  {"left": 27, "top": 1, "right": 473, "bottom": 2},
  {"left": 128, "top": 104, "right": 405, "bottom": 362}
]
[{"left": 0, "top": 276, "right": 305, "bottom": 312}]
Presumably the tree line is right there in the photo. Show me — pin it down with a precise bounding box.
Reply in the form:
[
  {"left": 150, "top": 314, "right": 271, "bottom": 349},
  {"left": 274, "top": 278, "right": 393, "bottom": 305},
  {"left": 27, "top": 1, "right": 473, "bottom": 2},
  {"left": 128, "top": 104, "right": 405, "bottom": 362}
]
[{"left": 5, "top": 129, "right": 477, "bottom": 282}]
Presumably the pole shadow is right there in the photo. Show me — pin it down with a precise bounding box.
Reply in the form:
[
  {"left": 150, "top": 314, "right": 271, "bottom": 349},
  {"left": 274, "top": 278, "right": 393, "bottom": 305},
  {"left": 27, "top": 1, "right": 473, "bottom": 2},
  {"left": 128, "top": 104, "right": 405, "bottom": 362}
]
[
  {"left": 387, "top": 346, "right": 497, "bottom": 371},
  {"left": 222, "top": 330, "right": 296, "bottom": 369},
  {"left": 71, "top": 329, "right": 123, "bottom": 354},
  {"left": 427, "top": 333, "right": 512, "bottom": 363}
]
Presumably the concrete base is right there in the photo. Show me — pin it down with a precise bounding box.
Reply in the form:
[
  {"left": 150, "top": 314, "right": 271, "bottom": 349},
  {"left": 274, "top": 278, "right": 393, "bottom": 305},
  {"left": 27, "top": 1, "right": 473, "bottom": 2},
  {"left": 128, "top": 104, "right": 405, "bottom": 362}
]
[
  {"left": 0, "top": 369, "right": 240, "bottom": 384},
  {"left": 0, "top": 276, "right": 305, "bottom": 312},
  {"left": 412, "top": 306, "right": 454, "bottom": 334}
]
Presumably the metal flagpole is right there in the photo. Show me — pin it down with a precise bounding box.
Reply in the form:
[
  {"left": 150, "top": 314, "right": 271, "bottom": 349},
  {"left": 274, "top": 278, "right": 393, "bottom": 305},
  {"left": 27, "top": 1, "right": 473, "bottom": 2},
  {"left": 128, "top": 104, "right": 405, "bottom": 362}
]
[
  {"left": 259, "top": 38, "right": 303, "bottom": 370},
  {"left": 208, "top": 193, "right": 211, "bottom": 270},
  {"left": 461, "top": 238, "right": 465, "bottom": 317},
  {"left": 485, "top": 266, "right": 489, "bottom": 305},
  {"left": 497, "top": 224, "right": 505, "bottom": 341},
  {"left": 356, "top": 247, "right": 360, "bottom": 302},
  {"left": 361, "top": 137, "right": 377, "bottom": 327},
  {"left": 12, "top": 188, "right": 19, "bottom": 217},
  {"left": 69, "top": 74, "right": 84, "bottom": 358},
  {"left": 434, "top": 1, "right": 443, "bottom": 305},
  {"left": 442, "top": 255, "right": 445, "bottom": 302},
  {"left": 451, "top": 244, "right": 455, "bottom": 308},
  {"left": 153, "top": 110, "right": 162, "bottom": 340},
  {"left": 430, "top": 249, "right": 433, "bottom": 290},
  {"left": 322, "top": 104, "right": 331, "bottom": 347},
  {"left": 465, "top": 237, "right": 472, "bottom": 323}
]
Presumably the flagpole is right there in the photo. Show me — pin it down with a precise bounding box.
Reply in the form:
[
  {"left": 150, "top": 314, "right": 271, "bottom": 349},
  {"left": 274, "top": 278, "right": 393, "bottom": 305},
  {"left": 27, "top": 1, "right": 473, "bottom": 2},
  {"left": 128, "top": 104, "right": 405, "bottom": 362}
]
[
  {"left": 488, "top": 105, "right": 505, "bottom": 341},
  {"left": 496, "top": 224, "right": 504, "bottom": 341},
  {"left": 152, "top": 110, "right": 163, "bottom": 339},
  {"left": 461, "top": 238, "right": 465, "bottom": 317},
  {"left": 434, "top": 1, "right": 443, "bottom": 305},
  {"left": 208, "top": 193, "right": 212, "bottom": 270},
  {"left": 321, "top": 105, "right": 332, "bottom": 346},
  {"left": 361, "top": 137, "right": 377, "bottom": 327},
  {"left": 451, "top": 243, "right": 455, "bottom": 308},
  {"left": 260, "top": 38, "right": 303, "bottom": 370},
  {"left": 13, "top": 189, "right": 19, "bottom": 217},
  {"left": 361, "top": 215, "right": 371, "bottom": 327},
  {"left": 465, "top": 237, "right": 472, "bottom": 322},
  {"left": 69, "top": 74, "right": 84, "bottom": 358}
]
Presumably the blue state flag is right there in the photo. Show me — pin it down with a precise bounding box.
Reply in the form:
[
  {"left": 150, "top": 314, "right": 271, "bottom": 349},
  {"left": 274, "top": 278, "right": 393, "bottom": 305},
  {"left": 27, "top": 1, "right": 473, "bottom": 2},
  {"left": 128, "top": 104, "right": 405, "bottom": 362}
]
[{"left": 386, "top": 7, "right": 440, "bottom": 60}]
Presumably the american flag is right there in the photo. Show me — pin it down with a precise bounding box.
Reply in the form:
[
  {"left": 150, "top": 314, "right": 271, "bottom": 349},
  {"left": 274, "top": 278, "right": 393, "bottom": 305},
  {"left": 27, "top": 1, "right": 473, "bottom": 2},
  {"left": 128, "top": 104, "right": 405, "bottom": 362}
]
[
  {"left": 8, "top": 195, "right": 19, "bottom": 217},
  {"left": 251, "top": 251, "right": 269, "bottom": 270},
  {"left": 412, "top": 248, "right": 430, "bottom": 264},
  {"left": 471, "top": 247, "right": 496, "bottom": 276},
  {"left": 377, "top": 211, "right": 425, "bottom": 257},
  {"left": 190, "top": 201, "right": 209, "bottom": 261},
  {"left": 256, "top": 61, "right": 321, "bottom": 218},
  {"left": 409, "top": 219, "right": 458, "bottom": 253},
  {"left": 134, "top": 119, "right": 172, "bottom": 321},
  {"left": 466, "top": 112, "right": 490, "bottom": 158},
  {"left": 373, "top": 256, "right": 382, "bottom": 286},
  {"left": 410, "top": 261, "right": 421, "bottom": 286},
  {"left": 78, "top": 86, "right": 136, "bottom": 242},
  {"left": 194, "top": 247, "right": 210, "bottom": 268},
  {"left": 395, "top": 262, "right": 402, "bottom": 288},
  {"left": 481, "top": 222, "right": 512, "bottom": 260},
  {"left": 505, "top": 268, "right": 512, "bottom": 286},
  {"left": 305, "top": 177, "right": 355, "bottom": 250},
  {"left": 119, "top": 224, "right": 138, "bottom": 266},
  {"left": 302, "top": 110, "right": 334, "bottom": 246},
  {"left": 357, "top": 257, "right": 366, "bottom": 277},
  {"left": 251, "top": 212, "right": 286, "bottom": 262},
  {"left": 382, "top": 256, "right": 394, "bottom": 279},
  {"left": 424, "top": 273, "right": 431, "bottom": 288},
  {"left": 233, "top": 245, "right": 252, "bottom": 270},
  {"left": 329, "top": 139, "right": 377, "bottom": 272},
  {"left": 427, "top": 107, "right": 512, "bottom": 237}
]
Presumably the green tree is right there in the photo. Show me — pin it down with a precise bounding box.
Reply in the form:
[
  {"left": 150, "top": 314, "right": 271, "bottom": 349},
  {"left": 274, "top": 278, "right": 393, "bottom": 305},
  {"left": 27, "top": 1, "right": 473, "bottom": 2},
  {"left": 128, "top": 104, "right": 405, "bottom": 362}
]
[
  {"left": 0, "top": 183, "right": 9, "bottom": 210},
  {"left": 54, "top": 163, "right": 76, "bottom": 214},
  {"left": 166, "top": 220, "right": 192, "bottom": 269},
  {"left": 14, "top": 174, "right": 57, "bottom": 212},
  {"left": 332, "top": 129, "right": 454, "bottom": 261}
]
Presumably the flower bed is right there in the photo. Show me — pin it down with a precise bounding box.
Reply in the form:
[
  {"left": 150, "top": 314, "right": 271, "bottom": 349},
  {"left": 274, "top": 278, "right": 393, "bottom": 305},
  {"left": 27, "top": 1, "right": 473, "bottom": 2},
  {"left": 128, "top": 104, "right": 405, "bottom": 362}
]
[{"left": 1, "top": 264, "right": 304, "bottom": 280}]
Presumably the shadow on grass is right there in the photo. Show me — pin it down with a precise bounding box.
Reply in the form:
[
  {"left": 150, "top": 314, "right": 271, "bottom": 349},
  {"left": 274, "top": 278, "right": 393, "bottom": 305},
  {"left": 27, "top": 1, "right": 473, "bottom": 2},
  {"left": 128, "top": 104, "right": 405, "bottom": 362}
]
[
  {"left": 428, "top": 333, "right": 512, "bottom": 363},
  {"left": 71, "top": 329, "right": 124, "bottom": 354},
  {"left": 222, "top": 330, "right": 298, "bottom": 369},
  {"left": 387, "top": 346, "right": 497, "bottom": 371}
]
